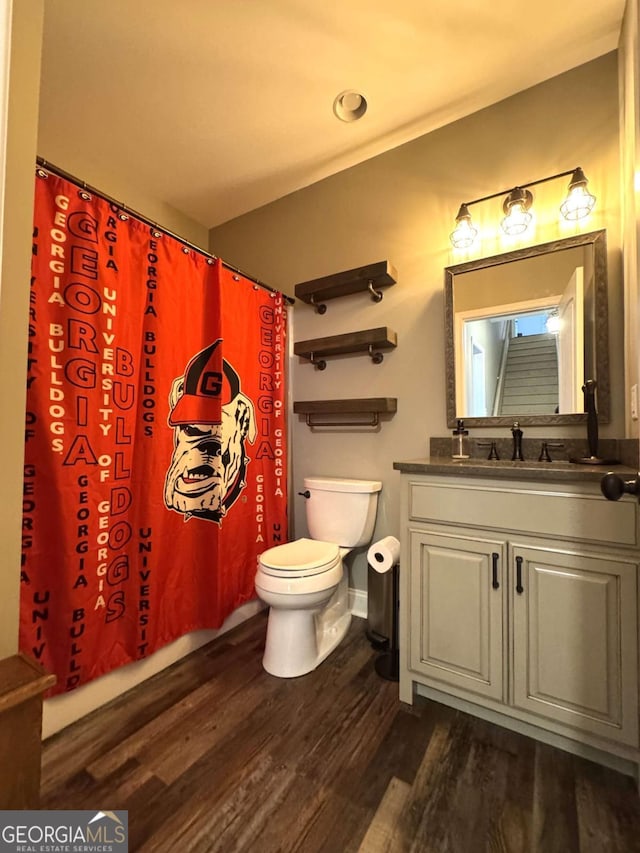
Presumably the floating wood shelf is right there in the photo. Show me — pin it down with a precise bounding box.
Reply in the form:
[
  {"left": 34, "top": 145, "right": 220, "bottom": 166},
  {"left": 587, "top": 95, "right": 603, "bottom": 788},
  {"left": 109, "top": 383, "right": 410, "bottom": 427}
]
[
  {"left": 294, "top": 326, "right": 397, "bottom": 370},
  {"left": 294, "top": 260, "right": 397, "bottom": 313},
  {"left": 294, "top": 398, "right": 398, "bottom": 428}
]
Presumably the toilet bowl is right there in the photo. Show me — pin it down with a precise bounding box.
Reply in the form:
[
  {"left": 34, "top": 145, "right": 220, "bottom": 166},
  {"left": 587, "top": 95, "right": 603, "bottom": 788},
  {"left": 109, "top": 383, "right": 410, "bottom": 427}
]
[
  {"left": 256, "top": 538, "right": 347, "bottom": 677},
  {"left": 256, "top": 476, "right": 382, "bottom": 678}
]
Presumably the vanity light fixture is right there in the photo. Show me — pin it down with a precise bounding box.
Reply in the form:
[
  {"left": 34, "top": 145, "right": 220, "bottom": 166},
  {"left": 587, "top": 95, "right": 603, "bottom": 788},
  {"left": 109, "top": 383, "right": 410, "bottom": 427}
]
[
  {"left": 559, "top": 166, "right": 597, "bottom": 220},
  {"left": 501, "top": 187, "right": 533, "bottom": 236},
  {"left": 450, "top": 167, "right": 596, "bottom": 248},
  {"left": 449, "top": 204, "right": 478, "bottom": 248}
]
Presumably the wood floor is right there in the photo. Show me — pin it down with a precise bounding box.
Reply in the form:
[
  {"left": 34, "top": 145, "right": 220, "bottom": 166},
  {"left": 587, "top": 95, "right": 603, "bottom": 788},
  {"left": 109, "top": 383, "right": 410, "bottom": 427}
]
[{"left": 40, "top": 612, "right": 640, "bottom": 852}]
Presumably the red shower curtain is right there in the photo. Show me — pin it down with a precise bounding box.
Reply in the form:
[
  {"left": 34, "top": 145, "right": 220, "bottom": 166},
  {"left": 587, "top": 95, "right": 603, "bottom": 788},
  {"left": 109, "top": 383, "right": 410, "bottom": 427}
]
[{"left": 20, "top": 169, "right": 288, "bottom": 693}]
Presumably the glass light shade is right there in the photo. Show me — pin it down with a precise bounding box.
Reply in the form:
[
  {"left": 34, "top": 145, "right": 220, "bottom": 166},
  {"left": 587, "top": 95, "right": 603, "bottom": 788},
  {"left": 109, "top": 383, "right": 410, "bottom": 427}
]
[
  {"left": 501, "top": 201, "right": 532, "bottom": 236},
  {"left": 450, "top": 204, "right": 478, "bottom": 248},
  {"left": 450, "top": 218, "right": 478, "bottom": 248},
  {"left": 560, "top": 184, "right": 596, "bottom": 220},
  {"left": 501, "top": 187, "right": 533, "bottom": 236}
]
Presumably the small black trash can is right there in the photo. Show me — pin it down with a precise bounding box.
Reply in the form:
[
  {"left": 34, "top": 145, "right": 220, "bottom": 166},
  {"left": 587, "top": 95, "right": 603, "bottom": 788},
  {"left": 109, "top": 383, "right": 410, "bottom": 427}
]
[{"left": 366, "top": 560, "right": 399, "bottom": 682}]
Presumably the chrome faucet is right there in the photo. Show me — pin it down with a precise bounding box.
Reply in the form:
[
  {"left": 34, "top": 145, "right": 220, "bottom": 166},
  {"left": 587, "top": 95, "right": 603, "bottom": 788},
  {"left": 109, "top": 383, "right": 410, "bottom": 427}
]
[{"left": 511, "top": 422, "right": 524, "bottom": 461}]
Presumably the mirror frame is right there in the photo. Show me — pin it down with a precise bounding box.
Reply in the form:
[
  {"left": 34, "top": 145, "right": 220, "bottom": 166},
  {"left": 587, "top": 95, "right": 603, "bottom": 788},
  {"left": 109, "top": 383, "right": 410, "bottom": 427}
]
[{"left": 444, "top": 229, "right": 609, "bottom": 427}]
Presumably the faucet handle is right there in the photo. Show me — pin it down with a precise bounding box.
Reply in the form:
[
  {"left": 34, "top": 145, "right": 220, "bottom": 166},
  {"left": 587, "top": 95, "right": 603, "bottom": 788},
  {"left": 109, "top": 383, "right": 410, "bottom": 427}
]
[
  {"left": 538, "top": 441, "right": 564, "bottom": 462},
  {"left": 478, "top": 441, "right": 500, "bottom": 460}
]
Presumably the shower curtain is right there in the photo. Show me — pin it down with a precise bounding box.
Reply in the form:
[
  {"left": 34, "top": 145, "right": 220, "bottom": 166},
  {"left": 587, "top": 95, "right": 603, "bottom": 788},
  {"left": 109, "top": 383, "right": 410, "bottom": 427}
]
[{"left": 20, "top": 169, "right": 288, "bottom": 693}]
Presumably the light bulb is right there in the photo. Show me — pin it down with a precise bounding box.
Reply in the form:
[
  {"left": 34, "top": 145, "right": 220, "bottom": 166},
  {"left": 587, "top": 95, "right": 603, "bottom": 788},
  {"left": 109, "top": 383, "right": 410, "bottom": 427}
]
[
  {"left": 450, "top": 218, "right": 478, "bottom": 248},
  {"left": 501, "top": 202, "right": 532, "bottom": 236},
  {"left": 450, "top": 204, "right": 478, "bottom": 249},
  {"left": 546, "top": 313, "right": 560, "bottom": 334},
  {"left": 560, "top": 168, "right": 596, "bottom": 220},
  {"left": 501, "top": 188, "right": 533, "bottom": 236},
  {"left": 560, "top": 184, "right": 596, "bottom": 220}
]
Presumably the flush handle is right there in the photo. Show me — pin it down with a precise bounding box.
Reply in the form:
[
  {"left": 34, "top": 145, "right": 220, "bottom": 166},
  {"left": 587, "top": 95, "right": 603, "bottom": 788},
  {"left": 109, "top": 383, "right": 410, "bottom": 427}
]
[
  {"left": 491, "top": 552, "right": 500, "bottom": 590},
  {"left": 298, "top": 490, "right": 311, "bottom": 499}
]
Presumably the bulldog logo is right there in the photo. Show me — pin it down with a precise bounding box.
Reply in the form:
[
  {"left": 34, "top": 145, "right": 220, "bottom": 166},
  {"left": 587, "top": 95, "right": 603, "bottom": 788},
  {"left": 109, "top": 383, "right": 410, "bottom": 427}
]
[{"left": 164, "top": 340, "right": 256, "bottom": 523}]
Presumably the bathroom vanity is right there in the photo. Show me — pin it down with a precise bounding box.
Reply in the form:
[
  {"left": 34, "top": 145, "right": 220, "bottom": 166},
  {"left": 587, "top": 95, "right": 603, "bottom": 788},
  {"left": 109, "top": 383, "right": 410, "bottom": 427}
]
[{"left": 394, "top": 456, "right": 640, "bottom": 772}]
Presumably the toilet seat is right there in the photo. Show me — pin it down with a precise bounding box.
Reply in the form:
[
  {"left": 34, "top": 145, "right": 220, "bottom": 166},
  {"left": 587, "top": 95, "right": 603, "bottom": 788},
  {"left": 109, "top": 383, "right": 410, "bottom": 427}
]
[{"left": 259, "top": 538, "right": 340, "bottom": 578}]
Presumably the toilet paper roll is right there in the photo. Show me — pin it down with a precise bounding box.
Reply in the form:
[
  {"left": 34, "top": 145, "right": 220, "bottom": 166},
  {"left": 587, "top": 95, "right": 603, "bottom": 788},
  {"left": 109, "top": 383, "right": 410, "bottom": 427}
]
[{"left": 367, "top": 535, "right": 401, "bottom": 573}]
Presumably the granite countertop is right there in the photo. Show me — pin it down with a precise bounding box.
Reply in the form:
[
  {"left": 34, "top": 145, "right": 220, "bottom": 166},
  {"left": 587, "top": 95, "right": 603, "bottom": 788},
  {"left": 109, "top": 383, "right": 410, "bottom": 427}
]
[
  {"left": 394, "top": 436, "right": 640, "bottom": 483},
  {"left": 392, "top": 456, "right": 638, "bottom": 484}
]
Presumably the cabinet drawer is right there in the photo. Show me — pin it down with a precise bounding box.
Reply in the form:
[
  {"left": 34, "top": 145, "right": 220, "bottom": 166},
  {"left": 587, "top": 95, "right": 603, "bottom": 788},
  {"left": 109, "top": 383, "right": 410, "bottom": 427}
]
[{"left": 409, "top": 480, "right": 638, "bottom": 547}]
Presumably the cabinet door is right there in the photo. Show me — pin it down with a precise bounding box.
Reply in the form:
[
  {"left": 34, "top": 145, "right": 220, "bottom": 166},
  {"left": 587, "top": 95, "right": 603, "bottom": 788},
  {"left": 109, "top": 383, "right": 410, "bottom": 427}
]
[
  {"left": 511, "top": 544, "right": 638, "bottom": 746},
  {"left": 409, "top": 530, "right": 505, "bottom": 701}
]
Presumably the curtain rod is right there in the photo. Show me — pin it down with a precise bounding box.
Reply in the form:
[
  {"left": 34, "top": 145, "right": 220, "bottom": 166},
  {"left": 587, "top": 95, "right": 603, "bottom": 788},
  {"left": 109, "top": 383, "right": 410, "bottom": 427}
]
[{"left": 35, "top": 157, "right": 295, "bottom": 305}]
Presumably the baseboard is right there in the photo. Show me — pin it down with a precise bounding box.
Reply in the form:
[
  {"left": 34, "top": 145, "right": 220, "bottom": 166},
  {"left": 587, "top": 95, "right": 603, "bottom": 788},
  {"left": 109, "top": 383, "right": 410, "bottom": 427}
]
[
  {"left": 42, "top": 599, "right": 266, "bottom": 739},
  {"left": 415, "top": 682, "right": 638, "bottom": 779},
  {"left": 45, "top": 592, "right": 369, "bottom": 738},
  {"left": 349, "top": 587, "right": 367, "bottom": 619}
]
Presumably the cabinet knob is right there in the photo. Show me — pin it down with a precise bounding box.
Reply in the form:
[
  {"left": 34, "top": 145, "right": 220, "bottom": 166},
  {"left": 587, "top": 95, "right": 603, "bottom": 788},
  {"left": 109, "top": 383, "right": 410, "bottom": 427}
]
[{"left": 600, "top": 473, "right": 640, "bottom": 502}]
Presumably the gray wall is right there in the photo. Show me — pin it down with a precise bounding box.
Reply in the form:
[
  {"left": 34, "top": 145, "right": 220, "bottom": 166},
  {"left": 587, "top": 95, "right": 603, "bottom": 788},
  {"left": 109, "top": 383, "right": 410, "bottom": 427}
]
[{"left": 210, "top": 55, "right": 622, "bottom": 592}]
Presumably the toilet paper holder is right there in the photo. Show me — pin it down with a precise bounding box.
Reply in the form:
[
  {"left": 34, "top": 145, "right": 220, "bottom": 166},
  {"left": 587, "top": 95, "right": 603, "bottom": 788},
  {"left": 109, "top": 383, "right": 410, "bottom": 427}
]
[{"left": 366, "top": 535, "right": 400, "bottom": 682}]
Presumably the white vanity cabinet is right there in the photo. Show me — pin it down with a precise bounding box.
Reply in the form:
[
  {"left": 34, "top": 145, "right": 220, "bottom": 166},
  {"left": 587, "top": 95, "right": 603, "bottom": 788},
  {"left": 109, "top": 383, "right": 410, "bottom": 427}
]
[
  {"left": 510, "top": 542, "right": 637, "bottom": 743},
  {"left": 398, "top": 470, "right": 640, "bottom": 761},
  {"left": 409, "top": 530, "right": 506, "bottom": 702}
]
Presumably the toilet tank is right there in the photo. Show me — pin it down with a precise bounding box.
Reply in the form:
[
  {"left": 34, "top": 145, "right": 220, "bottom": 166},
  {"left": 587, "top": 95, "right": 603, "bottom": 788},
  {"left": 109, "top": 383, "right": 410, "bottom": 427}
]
[{"left": 304, "top": 476, "right": 382, "bottom": 547}]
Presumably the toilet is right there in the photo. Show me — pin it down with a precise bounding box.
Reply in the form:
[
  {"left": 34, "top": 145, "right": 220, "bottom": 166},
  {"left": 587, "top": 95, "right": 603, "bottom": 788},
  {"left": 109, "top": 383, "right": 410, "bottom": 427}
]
[{"left": 255, "top": 476, "right": 382, "bottom": 678}]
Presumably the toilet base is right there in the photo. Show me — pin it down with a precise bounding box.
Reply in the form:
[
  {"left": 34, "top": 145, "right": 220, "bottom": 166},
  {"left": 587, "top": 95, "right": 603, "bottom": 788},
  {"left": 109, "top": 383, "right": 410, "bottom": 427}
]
[{"left": 262, "top": 578, "right": 351, "bottom": 678}]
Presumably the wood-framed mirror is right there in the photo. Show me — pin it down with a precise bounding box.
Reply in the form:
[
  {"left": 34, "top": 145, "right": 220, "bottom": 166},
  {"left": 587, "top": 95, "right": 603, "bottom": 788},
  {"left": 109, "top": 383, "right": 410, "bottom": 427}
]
[{"left": 444, "top": 229, "right": 609, "bottom": 427}]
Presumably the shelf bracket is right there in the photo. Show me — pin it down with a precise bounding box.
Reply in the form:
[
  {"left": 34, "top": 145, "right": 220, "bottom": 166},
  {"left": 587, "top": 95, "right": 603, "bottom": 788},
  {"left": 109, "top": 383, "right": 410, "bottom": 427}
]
[
  {"left": 368, "top": 280, "right": 384, "bottom": 303},
  {"left": 293, "top": 397, "right": 397, "bottom": 429},
  {"left": 308, "top": 352, "right": 327, "bottom": 371},
  {"left": 305, "top": 412, "right": 380, "bottom": 428},
  {"left": 309, "top": 294, "right": 327, "bottom": 315},
  {"left": 295, "top": 261, "right": 397, "bottom": 312},
  {"left": 294, "top": 327, "right": 397, "bottom": 368},
  {"left": 368, "top": 344, "right": 384, "bottom": 365}
]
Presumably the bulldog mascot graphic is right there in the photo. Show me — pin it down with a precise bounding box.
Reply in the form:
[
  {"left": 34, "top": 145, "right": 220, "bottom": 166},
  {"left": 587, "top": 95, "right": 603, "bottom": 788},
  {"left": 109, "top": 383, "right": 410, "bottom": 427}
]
[{"left": 164, "top": 340, "right": 257, "bottom": 523}]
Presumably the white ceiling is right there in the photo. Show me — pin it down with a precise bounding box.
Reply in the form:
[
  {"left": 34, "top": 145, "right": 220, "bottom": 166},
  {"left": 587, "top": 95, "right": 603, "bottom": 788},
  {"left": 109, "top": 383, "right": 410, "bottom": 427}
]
[{"left": 38, "top": 1, "right": 625, "bottom": 229}]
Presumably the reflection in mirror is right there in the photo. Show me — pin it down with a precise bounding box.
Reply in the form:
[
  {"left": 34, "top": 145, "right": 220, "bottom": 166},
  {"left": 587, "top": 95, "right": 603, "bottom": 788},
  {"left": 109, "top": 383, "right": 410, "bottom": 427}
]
[{"left": 445, "top": 230, "right": 608, "bottom": 427}]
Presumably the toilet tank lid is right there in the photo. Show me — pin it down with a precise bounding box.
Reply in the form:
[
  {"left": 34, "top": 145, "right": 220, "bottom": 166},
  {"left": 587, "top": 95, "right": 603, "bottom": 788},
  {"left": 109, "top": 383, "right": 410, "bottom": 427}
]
[{"left": 304, "top": 476, "right": 382, "bottom": 494}]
